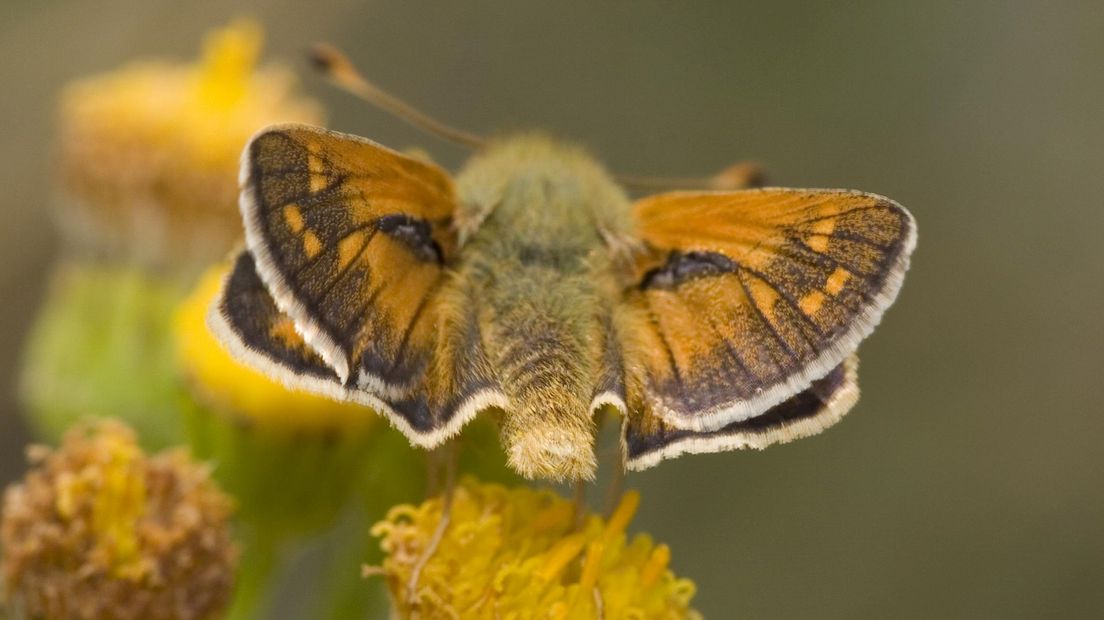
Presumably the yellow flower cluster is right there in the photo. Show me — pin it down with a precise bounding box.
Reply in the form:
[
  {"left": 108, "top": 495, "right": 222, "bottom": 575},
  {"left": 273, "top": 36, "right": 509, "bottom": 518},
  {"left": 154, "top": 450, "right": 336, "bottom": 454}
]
[
  {"left": 174, "top": 264, "right": 375, "bottom": 432},
  {"left": 53, "top": 422, "right": 147, "bottom": 579},
  {"left": 55, "top": 19, "right": 322, "bottom": 263},
  {"left": 371, "top": 478, "right": 700, "bottom": 619},
  {"left": 1, "top": 420, "right": 236, "bottom": 620}
]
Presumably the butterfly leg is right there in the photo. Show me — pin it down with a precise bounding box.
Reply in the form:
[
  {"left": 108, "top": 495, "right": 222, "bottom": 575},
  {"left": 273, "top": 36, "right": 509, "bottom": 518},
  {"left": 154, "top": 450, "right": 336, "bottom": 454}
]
[
  {"left": 573, "top": 480, "right": 588, "bottom": 530},
  {"left": 423, "top": 443, "right": 446, "bottom": 497},
  {"left": 407, "top": 441, "right": 458, "bottom": 603},
  {"left": 604, "top": 454, "right": 626, "bottom": 517}
]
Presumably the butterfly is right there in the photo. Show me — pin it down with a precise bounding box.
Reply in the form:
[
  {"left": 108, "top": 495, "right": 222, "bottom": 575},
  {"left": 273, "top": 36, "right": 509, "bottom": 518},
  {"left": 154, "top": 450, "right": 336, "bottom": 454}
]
[
  {"left": 209, "top": 52, "right": 916, "bottom": 481},
  {"left": 208, "top": 125, "right": 915, "bottom": 481}
]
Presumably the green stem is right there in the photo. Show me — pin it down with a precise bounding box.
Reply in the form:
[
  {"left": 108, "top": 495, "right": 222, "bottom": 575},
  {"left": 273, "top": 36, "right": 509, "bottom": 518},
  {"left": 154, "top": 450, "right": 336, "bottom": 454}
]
[{"left": 226, "top": 527, "right": 283, "bottom": 620}]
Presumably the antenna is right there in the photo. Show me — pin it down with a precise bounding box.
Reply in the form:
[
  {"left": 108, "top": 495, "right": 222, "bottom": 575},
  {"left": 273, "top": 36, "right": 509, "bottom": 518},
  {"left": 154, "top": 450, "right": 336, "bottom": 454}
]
[
  {"left": 309, "top": 43, "right": 486, "bottom": 149},
  {"left": 309, "top": 44, "right": 765, "bottom": 191}
]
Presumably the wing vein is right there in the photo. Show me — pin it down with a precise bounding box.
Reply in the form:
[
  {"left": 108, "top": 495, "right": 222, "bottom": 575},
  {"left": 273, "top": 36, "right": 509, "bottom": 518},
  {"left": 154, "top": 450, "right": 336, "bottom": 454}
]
[
  {"left": 734, "top": 270, "right": 802, "bottom": 367},
  {"left": 737, "top": 266, "right": 827, "bottom": 340},
  {"left": 388, "top": 277, "right": 444, "bottom": 374},
  {"left": 289, "top": 222, "right": 378, "bottom": 280}
]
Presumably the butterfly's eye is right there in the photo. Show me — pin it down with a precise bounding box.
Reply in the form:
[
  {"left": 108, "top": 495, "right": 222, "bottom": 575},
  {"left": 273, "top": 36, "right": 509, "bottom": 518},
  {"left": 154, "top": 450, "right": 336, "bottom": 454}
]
[
  {"left": 640, "top": 251, "right": 737, "bottom": 290},
  {"left": 377, "top": 214, "right": 444, "bottom": 264}
]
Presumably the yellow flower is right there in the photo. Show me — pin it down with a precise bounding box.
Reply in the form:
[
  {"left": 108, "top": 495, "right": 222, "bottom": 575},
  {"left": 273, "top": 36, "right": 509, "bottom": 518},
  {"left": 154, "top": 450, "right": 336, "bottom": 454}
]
[
  {"left": 1, "top": 420, "right": 236, "bottom": 620},
  {"left": 370, "top": 478, "right": 700, "bottom": 619},
  {"left": 174, "top": 265, "right": 405, "bottom": 618},
  {"left": 174, "top": 263, "right": 375, "bottom": 433},
  {"left": 56, "top": 19, "right": 323, "bottom": 265}
]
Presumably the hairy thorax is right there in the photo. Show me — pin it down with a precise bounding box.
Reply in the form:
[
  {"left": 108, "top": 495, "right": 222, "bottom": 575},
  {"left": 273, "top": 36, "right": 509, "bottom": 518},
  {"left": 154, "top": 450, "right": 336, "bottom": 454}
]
[{"left": 451, "top": 134, "right": 635, "bottom": 479}]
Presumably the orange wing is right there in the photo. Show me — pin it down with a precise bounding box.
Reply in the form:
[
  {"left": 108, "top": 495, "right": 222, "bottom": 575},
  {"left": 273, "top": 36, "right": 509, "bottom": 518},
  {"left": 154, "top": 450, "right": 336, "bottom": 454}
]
[
  {"left": 241, "top": 124, "right": 455, "bottom": 391},
  {"left": 619, "top": 188, "right": 915, "bottom": 433},
  {"left": 218, "top": 124, "right": 506, "bottom": 445}
]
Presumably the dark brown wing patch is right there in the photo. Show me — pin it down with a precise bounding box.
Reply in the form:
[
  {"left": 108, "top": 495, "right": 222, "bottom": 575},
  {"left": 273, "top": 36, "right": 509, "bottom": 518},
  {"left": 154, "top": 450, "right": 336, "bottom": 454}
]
[
  {"left": 213, "top": 251, "right": 339, "bottom": 384},
  {"left": 623, "top": 357, "right": 859, "bottom": 471},
  {"left": 211, "top": 251, "right": 507, "bottom": 446}
]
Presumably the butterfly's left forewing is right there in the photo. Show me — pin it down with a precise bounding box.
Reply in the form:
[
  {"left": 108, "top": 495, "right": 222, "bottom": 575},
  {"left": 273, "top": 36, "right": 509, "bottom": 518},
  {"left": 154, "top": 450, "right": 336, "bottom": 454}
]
[
  {"left": 213, "top": 124, "right": 506, "bottom": 445},
  {"left": 241, "top": 124, "right": 456, "bottom": 391},
  {"left": 618, "top": 188, "right": 915, "bottom": 438}
]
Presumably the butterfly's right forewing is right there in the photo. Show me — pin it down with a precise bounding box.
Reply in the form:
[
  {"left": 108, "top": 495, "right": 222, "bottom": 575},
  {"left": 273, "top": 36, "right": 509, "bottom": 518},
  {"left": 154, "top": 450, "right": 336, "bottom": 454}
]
[{"left": 618, "top": 188, "right": 915, "bottom": 438}]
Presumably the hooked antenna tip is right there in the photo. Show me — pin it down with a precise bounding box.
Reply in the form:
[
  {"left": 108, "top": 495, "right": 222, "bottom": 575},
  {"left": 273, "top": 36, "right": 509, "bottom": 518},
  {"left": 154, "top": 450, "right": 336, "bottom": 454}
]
[
  {"left": 308, "top": 43, "right": 354, "bottom": 78},
  {"left": 304, "top": 43, "right": 486, "bottom": 150}
]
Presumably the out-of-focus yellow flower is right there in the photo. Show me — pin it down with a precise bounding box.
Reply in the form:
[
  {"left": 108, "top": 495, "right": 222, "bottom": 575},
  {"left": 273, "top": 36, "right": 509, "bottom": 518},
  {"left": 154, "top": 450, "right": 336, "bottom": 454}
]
[
  {"left": 174, "top": 264, "right": 375, "bottom": 432},
  {"left": 175, "top": 261, "right": 396, "bottom": 540},
  {"left": 370, "top": 478, "right": 700, "bottom": 619},
  {"left": 56, "top": 19, "right": 323, "bottom": 264},
  {"left": 173, "top": 269, "right": 517, "bottom": 620},
  {"left": 1, "top": 420, "right": 236, "bottom": 620}
]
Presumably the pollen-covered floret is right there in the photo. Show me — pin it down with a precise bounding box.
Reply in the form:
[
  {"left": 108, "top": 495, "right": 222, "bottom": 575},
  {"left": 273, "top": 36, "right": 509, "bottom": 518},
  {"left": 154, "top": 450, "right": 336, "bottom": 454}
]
[{"left": 370, "top": 477, "right": 700, "bottom": 618}]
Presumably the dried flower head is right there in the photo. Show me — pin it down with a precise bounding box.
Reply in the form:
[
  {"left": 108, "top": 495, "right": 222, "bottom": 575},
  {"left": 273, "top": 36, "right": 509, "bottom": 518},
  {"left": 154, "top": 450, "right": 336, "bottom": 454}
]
[
  {"left": 1, "top": 421, "right": 236, "bottom": 620},
  {"left": 370, "top": 478, "right": 700, "bottom": 618},
  {"left": 55, "top": 19, "right": 323, "bottom": 264}
]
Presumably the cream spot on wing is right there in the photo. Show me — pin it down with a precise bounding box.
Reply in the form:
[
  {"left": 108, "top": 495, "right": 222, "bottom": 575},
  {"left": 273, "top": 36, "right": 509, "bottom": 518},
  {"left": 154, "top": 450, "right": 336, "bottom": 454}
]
[
  {"left": 806, "top": 234, "right": 830, "bottom": 253},
  {"left": 806, "top": 217, "right": 836, "bottom": 252},
  {"left": 284, "top": 204, "right": 304, "bottom": 233},
  {"left": 799, "top": 290, "right": 826, "bottom": 316},
  {"left": 269, "top": 316, "right": 304, "bottom": 348},
  {"left": 745, "top": 277, "right": 780, "bottom": 323},
  {"left": 825, "top": 267, "right": 851, "bottom": 295},
  {"left": 303, "top": 231, "right": 322, "bottom": 258},
  {"left": 810, "top": 217, "right": 837, "bottom": 235},
  {"left": 337, "top": 231, "right": 367, "bottom": 270},
  {"left": 307, "top": 142, "right": 326, "bottom": 193}
]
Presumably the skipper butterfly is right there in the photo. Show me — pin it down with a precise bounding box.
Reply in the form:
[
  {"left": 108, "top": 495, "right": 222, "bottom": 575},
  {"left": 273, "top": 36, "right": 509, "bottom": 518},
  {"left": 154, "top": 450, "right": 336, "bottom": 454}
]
[{"left": 209, "top": 48, "right": 916, "bottom": 480}]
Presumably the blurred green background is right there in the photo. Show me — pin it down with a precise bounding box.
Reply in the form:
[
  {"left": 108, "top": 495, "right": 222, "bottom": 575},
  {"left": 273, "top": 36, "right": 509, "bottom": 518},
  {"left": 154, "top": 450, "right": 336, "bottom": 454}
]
[{"left": 2, "top": 1, "right": 1102, "bottom": 617}]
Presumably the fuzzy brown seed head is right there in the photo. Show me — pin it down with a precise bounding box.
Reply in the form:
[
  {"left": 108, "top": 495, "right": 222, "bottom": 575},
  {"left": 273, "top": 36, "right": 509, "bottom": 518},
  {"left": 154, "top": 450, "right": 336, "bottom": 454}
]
[{"left": 1, "top": 420, "right": 237, "bottom": 620}]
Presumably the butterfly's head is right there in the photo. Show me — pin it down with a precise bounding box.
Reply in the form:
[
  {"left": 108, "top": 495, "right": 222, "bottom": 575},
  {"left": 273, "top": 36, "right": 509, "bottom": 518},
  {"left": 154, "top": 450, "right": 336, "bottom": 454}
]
[{"left": 453, "top": 133, "right": 637, "bottom": 253}]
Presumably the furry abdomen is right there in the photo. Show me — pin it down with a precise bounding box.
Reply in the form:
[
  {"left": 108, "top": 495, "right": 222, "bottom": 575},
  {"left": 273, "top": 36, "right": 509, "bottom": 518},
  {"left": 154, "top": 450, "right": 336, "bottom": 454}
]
[
  {"left": 454, "top": 135, "right": 632, "bottom": 479},
  {"left": 473, "top": 250, "right": 606, "bottom": 479}
]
